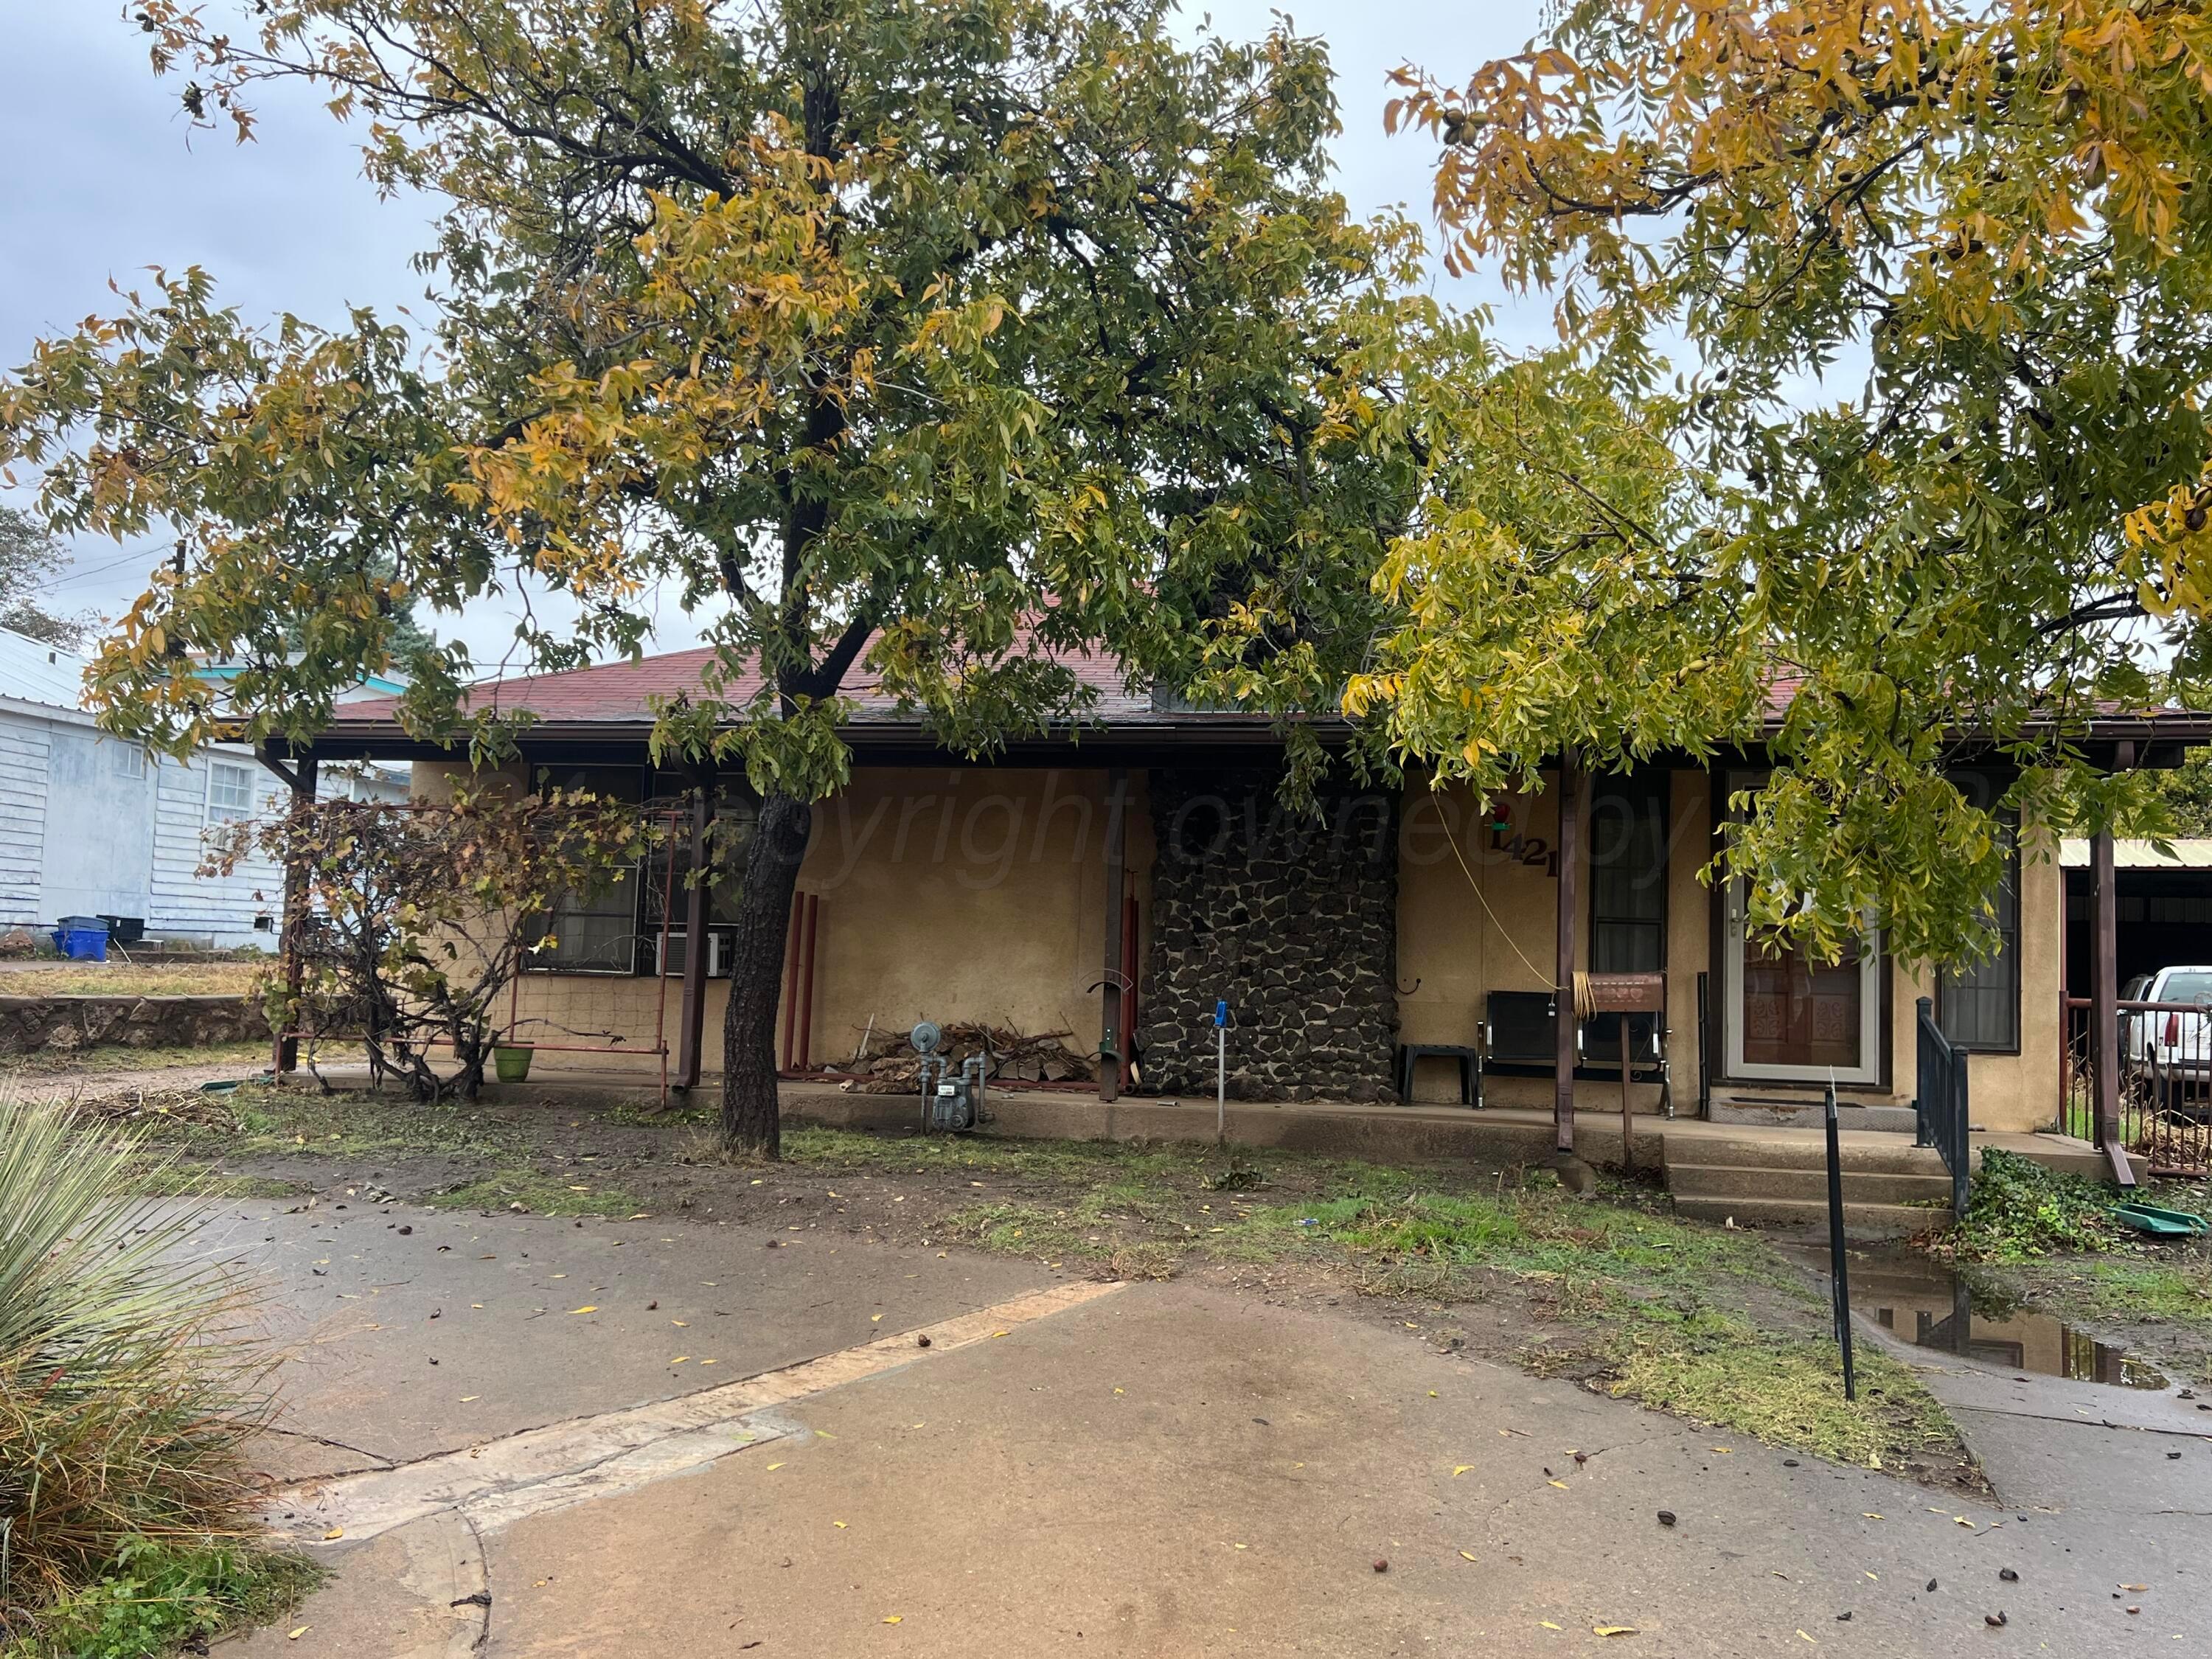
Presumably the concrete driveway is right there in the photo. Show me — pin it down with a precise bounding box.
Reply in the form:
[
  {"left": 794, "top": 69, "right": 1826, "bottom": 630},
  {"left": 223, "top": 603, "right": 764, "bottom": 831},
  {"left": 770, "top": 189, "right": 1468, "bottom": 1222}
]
[{"left": 195, "top": 1194, "right": 2205, "bottom": 1658}]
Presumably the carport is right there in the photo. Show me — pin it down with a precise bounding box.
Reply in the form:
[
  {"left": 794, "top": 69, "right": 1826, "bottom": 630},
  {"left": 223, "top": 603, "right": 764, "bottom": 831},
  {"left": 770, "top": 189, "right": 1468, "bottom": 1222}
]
[{"left": 2060, "top": 838, "right": 2212, "bottom": 998}]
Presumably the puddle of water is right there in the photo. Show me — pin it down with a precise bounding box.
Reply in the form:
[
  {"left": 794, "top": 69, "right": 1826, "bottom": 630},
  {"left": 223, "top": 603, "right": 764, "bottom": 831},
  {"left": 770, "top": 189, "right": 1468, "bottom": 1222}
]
[{"left": 1782, "top": 1244, "right": 2169, "bottom": 1390}]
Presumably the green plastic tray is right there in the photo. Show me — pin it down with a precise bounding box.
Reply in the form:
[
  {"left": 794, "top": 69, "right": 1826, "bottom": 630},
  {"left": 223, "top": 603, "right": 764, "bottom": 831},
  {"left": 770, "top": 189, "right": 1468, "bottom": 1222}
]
[{"left": 2110, "top": 1202, "right": 2211, "bottom": 1237}]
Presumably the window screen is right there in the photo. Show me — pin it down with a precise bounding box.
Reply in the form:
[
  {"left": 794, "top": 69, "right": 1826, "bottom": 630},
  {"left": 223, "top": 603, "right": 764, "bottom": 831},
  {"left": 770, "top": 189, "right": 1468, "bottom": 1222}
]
[
  {"left": 641, "top": 777, "right": 759, "bottom": 933},
  {"left": 1588, "top": 771, "right": 1668, "bottom": 973},
  {"left": 1938, "top": 815, "right": 2020, "bottom": 1051},
  {"left": 207, "top": 760, "right": 256, "bottom": 823},
  {"left": 528, "top": 766, "right": 644, "bottom": 973}
]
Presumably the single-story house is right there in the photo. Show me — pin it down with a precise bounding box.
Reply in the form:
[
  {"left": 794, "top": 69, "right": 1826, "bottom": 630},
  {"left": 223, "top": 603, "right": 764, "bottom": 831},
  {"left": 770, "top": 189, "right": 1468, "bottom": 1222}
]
[
  {"left": 0, "top": 627, "right": 408, "bottom": 949},
  {"left": 298, "top": 645, "right": 2208, "bottom": 1153}
]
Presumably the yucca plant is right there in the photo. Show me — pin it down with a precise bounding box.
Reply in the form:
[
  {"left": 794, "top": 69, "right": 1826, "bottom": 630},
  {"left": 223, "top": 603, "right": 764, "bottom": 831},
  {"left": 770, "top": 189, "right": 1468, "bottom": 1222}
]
[{"left": 0, "top": 1093, "right": 272, "bottom": 1638}]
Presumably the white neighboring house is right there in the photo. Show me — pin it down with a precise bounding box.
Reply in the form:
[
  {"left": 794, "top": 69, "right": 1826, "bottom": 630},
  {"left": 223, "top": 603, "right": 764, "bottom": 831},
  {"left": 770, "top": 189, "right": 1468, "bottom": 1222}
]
[{"left": 0, "top": 627, "right": 409, "bottom": 949}]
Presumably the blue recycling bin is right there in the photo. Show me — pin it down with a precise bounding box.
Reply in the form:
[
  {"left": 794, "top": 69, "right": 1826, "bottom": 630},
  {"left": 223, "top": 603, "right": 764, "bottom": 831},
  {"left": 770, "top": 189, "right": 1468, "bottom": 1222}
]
[{"left": 51, "top": 917, "right": 109, "bottom": 961}]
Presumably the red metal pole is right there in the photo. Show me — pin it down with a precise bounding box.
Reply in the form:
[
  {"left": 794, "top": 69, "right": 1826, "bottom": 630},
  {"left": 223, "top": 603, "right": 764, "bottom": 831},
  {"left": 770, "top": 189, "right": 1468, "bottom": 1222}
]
[{"left": 794, "top": 894, "right": 819, "bottom": 1072}]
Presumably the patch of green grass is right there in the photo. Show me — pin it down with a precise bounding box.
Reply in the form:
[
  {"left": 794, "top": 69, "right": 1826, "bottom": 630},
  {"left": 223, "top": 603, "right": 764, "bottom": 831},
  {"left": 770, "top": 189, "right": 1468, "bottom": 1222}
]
[
  {"left": 3, "top": 961, "right": 263, "bottom": 998},
  {"left": 941, "top": 1200, "right": 1180, "bottom": 1279},
  {"left": 122, "top": 1163, "right": 307, "bottom": 1200},
  {"left": 426, "top": 1168, "right": 648, "bottom": 1217},
  {"left": 608, "top": 1099, "right": 715, "bottom": 1127},
  {"left": 220, "top": 1088, "right": 520, "bottom": 1159},
  {"left": 2011, "top": 1252, "right": 2212, "bottom": 1334},
  {"left": 3, "top": 1537, "right": 321, "bottom": 1659},
  {"left": 1600, "top": 1313, "right": 1961, "bottom": 1471}
]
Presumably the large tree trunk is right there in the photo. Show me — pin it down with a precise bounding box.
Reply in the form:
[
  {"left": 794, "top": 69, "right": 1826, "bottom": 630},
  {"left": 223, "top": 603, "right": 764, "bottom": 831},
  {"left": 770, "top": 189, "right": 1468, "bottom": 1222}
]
[{"left": 721, "top": 787, "right": 811, "bottom": 1158}]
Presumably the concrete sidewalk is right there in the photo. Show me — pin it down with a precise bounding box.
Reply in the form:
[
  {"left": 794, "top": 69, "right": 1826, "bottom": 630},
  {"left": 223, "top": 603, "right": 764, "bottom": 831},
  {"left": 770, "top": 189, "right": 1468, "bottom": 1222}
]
[{"left": 203, "top": 1196, "right": 2202, "bottom": 1657}]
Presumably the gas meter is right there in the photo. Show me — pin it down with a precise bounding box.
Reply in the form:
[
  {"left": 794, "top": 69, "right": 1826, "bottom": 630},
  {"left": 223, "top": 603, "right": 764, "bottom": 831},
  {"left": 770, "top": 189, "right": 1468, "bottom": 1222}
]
[{"left": 911, "top": 1020, "right": 987, "bottom": 1132}]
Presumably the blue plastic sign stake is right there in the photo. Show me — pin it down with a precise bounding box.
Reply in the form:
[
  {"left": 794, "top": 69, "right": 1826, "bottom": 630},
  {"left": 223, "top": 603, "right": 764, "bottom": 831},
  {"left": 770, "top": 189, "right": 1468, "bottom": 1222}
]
[{"left": 1214, "top": 999, "right": 1228, "bottom": 1028}]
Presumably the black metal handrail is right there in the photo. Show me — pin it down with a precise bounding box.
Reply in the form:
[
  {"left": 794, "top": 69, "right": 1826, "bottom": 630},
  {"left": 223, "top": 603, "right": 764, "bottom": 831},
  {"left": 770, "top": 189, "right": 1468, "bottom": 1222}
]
[{"left": 1914, "top": 995, "right": 1971, "bottom": 1217}]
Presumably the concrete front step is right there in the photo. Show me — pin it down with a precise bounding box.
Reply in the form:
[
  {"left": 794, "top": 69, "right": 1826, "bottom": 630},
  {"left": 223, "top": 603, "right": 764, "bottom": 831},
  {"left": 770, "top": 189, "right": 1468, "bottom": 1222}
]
[
  {"left": 1708, "top": 1099, "right": 1920, "bottom": 1135},
  {"left": 1660, "top": 1135, "right": 1948, "bottom": 1174},
  {"left": 1665, "top": 1162, "right": 1955, "bottom": 1206},
  {"left": 1671, "top": 1194, "right": 1944, "bottom": 1237}
]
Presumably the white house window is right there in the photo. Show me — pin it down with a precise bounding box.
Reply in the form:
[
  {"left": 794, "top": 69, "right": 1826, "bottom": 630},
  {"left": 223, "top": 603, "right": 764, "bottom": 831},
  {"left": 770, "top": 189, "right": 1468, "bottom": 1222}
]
[
  {"left": 106, "top": 742, "right": 146, "bottom": 779},
  {"left": 207, "top": 760, "right": 257, "bottom": 823}
]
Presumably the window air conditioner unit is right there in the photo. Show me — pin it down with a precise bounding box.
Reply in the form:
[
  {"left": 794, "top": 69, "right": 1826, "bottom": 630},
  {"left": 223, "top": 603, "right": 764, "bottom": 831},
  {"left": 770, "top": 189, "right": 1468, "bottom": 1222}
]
[{"left": 658, "top": 931, "right": 734, "bottom": 978}]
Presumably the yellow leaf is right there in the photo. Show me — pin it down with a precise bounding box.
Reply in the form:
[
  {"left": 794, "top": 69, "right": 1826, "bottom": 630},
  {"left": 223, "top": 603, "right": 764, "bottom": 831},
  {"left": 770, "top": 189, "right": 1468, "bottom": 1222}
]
[
  {"left": 883, "top": 1615, "right": 902, "bottom": 1624},
  {"left": 766, "top": 1463, "right": 784, "bottom": 1470},
  {"left": 1540, "top": 1621, "right": 1562, "bottom": 1630},
  {"left": 872, "top": 1314, "right": 883, "bottom": 1322},
  {"left": 1453, "top": 1466, "right": 1474, "bottom": 1477},
  {"left": 1593, "top": 1627, "right": 1638, "bottom": 1638},
  {"left": 1548, "top": 1479, "right": 1569, "bottom": 1489},
  {"left": 1798, "top": 1633, "right": 1816, "bottom": 1644},
  {"left": 568, "top": 1306, "right": 598, "bottom": 1315},
  {"left": 322, "top": 1527, "right": 344, "bottom": 1540},
  {"left": 1459, "top": 1551, "right": 1479, "bottom": 1562},
  {"left": 833, "top": 1520, "right": 849, "bottom": 1528},
  {"left": 288, "top": 1628, "right": 310, "bottom": 1641},
  {"left": 459, "top": 1395, "right": 479, "bottom": 1402}
]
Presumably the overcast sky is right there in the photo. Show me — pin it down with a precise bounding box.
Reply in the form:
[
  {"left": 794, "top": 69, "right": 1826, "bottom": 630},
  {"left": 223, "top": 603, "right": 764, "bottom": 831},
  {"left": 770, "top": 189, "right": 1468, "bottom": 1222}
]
[{"left": 0, "top": 1, "right": 1548, "bottom": 671}]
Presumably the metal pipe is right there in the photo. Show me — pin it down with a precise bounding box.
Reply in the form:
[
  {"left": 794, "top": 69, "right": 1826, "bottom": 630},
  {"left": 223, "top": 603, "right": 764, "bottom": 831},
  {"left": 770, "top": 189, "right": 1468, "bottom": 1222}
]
[{"left": 1823, "top": 1081, "right": 1857, "bottom": 1401}]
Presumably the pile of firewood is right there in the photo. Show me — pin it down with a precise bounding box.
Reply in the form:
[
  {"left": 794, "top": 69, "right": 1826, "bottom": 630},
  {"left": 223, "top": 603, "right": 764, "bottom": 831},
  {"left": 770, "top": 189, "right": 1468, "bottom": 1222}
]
[{"left": 832, "top": 1020, "right": 1090, "bottom": 1093}]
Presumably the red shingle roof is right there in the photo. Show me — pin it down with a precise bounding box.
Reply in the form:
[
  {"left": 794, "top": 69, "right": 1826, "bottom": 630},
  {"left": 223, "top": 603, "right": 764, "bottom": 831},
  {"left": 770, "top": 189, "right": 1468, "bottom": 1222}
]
[{"left": 333, "top": 638, "right": 1151, "bottom": 728}]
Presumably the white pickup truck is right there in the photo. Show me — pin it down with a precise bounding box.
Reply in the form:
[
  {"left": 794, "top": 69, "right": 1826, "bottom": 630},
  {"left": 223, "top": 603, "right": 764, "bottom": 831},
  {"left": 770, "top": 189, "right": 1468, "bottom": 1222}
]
[{"left": 2122, "top": 965, "right": 2212, "bottom": 1110}]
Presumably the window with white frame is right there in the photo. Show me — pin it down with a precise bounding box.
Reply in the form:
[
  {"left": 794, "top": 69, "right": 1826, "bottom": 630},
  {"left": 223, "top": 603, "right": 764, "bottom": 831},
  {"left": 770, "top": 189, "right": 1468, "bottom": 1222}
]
[{"left": 207, "top": 760, "right": 257, "bottom": 824}]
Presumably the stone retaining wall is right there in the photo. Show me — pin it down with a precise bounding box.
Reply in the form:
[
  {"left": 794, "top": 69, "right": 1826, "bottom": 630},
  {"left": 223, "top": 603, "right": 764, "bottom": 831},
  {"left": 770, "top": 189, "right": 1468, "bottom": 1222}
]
[
  {"left": 0, "top": 994, "right": 270, "bottom": 1055},
  {"left": 1141, "top": 768, "right": 1399, "bottom": 1102}
]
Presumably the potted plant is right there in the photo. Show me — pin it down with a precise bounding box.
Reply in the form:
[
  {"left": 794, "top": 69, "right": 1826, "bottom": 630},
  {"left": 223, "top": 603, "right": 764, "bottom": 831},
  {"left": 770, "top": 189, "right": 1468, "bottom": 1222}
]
[{"left": 492, "top": 1031, "right": 535, "bottom": 1082}]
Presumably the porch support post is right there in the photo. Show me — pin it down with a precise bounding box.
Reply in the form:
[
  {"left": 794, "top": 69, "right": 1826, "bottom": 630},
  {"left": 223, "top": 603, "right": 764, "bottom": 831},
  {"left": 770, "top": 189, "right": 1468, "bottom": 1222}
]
[
  {"left": 2091, "top": 740, "right": 2131, "bottom": 1179},
  {"left": 1099, "top": 766, "right": 1128, "bottom": 1104},
  {"left": 269, "top": 751, "right": 316, "bottom": 1077},
  {"left": 1554, "top": 754, "right": 1582, "bottom": 1153},
  {"left": 675, "top": 774, "right": 714, "bottom": 1090}
]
